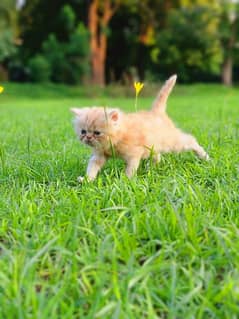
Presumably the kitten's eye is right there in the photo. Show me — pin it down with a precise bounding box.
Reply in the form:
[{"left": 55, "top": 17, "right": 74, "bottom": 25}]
[
  {"left": 93, "top": 131, "right": 101, "bottom": 136},
  {"left": 81, "top": 129, "right": 86, "bottom": 135}
]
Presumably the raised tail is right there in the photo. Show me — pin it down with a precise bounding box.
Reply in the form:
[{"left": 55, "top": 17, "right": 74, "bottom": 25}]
[{"left": 151, "top": 75, "right": 177, "bottom": 114}]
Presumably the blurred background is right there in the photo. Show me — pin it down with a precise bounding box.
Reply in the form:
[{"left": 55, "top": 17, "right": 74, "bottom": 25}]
[{"left": 0, "top": 0, "right": 239, "bottom": 87}]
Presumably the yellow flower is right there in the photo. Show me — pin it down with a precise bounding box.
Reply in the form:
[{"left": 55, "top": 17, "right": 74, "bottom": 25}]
[
  {"left": 0, "top": 86, "right": 4, "bottom": 94},
  {"left": 134, "top": 82, "right": 144, "bottom": 96},
  {"left": 134, "top": 82, "right": 144, "bottom": 112}
]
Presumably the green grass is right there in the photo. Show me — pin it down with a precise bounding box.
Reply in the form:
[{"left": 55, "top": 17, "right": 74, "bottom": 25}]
[{"left": 0, "top": 82, "right": 239, "bottom": 318}]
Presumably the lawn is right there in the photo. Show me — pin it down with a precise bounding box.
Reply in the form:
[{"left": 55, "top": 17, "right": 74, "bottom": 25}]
[{"left": 0, "top": 82, "right": 239, "bottom": 318}]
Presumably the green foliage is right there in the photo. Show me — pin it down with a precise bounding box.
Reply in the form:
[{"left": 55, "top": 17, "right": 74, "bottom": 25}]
[
  {"left": 19, "top": 1, "right": 89, "bottom": 84},
  {"left": 59, "top": 4, "right": 76, "bottom": 36},
  {"left": 218, "top": 0, "right": 239, "bottom": 57},
  {"left": 0, "top": 0, "right": 17, "bottom": 61},
  {"left": 42, "top": 23, "right": 90, "bottom": 84},
  {"left": 0, "top": 29, "right": 16, "bottom": 61},
  {"left": 19, "top": 0, "right": 87, "bottom": 55},
  {"left": 152, "top": 5, "right": 222, "bottom": 82},
  {"left": 19, "top": 0, "right": 68, "bottom": 54},
  {"left": 14, "top": 0, "right": 239, "bottom": 84},
  {"left": 42, "top": 34, "right": 65, "bottom": 83},
  {"left": 28, "top": 55, "right": 51, "bottom": 83}
]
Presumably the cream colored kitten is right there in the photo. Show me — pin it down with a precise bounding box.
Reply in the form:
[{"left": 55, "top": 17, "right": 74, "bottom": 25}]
[{"left": 71, "top": 75, "right": 209, "bottom": 181}]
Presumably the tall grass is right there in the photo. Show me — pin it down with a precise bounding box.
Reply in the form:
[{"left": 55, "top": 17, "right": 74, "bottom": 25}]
[{"left": 0, "top": 83, "right": 239, "bottom": 318}]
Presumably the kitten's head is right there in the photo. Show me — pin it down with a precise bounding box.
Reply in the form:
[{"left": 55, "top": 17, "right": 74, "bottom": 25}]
[{"left": 71, "top": 107, "right": 122, "bottom": 149}]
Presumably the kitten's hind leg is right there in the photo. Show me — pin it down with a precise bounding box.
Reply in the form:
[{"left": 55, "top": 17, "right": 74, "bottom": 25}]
[
  {"left": 179, "top": 133, "right": 209, "bottom": 160},
  {"left": 153, "top": 153, "right": 161, "bottom": 164},
  {"left": 125, "top": 156, "right": 141, "bottom": 178}
]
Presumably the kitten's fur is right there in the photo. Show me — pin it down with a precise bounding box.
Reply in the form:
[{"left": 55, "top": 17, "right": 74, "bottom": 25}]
[{"left": 71, "top": 75, "right": 209, "bottom": 181}]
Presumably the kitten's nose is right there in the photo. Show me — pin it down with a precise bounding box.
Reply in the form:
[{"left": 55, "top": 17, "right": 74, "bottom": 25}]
[{"left": 86, "top": 134, "right": 92, "bottom": 140}]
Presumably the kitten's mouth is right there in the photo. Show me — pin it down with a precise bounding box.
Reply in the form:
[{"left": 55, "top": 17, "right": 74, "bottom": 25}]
[{"left": 85, "top": 140, "right": 94, "bottom": 146}]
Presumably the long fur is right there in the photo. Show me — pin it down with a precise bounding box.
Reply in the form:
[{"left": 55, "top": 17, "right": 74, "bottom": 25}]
[
  {"left": 71, "top": 75, "right": 209, "bottom": 181},
  {"left": 151, "top": 74, "right": 177, "bottom": 113}
]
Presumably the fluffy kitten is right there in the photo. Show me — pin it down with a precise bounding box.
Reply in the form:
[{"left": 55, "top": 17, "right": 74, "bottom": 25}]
[{"left": 71, "top": 75, "right": 209, "bottom": 181}]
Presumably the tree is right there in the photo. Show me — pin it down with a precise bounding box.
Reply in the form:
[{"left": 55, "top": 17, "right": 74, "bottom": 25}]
[
  {"left": 219, "top": 0, "right": 239, "bottom": 85},
  {"left": 42, "top": 23, "right": 89, "bottom": 84},
  {"left": 19, "top": 1, "right": 89, "bottom": 84},
  {"left": 19, "top": 0, "right": 67, "bottom": 56},
  {"left": 87, "top": 0, "right": 122, "bottom": 86},
  {"left": 0, "top": 0, "right": 18, "bottom": 79},
  {"left": 151, "top": 1, "right": 222, "bottom": 82},
  {"left": 106, "top": 0, "right": 179, "bottom": 83}
]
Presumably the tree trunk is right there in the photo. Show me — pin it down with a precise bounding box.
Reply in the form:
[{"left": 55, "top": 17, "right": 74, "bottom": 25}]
[
  {"left": 88, "top": 0, "right": 102, "bottom": 86},
  {"left": 91, "top": 49, "right": 106, "bottom": 86},
  {"left": 88, "top": 0, "right": 118, "bottom": 86},
  {"left": 222, "top": 56, "right": 233, "bottom": 86},
  {"left": 0, "top": 64, "right": 8, "bottom": 81},
  {"left": 221, "top": 19, "right": 236, "bottom": 86}
]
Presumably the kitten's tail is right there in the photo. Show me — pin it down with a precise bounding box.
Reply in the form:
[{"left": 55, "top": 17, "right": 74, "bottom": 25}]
[{"left": 151, "top": 74, "right": 177, "bottom": 114}]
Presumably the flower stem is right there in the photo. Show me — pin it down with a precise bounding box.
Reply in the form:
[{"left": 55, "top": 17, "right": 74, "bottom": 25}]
[{"left": 135, "top": 94, "right": 138, "bottom": 112}]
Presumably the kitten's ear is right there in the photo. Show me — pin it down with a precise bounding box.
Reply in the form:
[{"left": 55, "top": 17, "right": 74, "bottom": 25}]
[
  {"left": 108, "top": 109, "right": 120, "bottom": 122},
  {"left": 70, "top": 107, "right": 88, "bottom": 116},
  {"left": 70, "top": 108, "right": 81, "bottom": 116}
]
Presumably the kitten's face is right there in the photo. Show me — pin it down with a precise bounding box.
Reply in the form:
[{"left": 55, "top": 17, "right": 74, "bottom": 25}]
[{"left": 71, "top": 107, "right": 121, "bottom": 149}]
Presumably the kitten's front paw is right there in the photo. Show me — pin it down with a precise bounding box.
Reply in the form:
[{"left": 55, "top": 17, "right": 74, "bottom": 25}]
[
  {"left": 205, "top": 154, "right": 210, "bottom": 161},
  {"left": 203, "top": 153, "right": 210, "bottom": 161},
  {"left": 77, "top": 175, "right": 95, "bottom": 182},
  {"left": 77, "top": 176, "right": 85, "bottom": 183}
]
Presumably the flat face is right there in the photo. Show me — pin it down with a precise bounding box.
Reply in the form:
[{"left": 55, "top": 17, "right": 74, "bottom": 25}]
[{"left": 75, "top": 110, "right": 108, "bottom": 146}]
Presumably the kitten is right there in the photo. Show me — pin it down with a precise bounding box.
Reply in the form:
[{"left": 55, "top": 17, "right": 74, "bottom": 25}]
[{"left": 71, "top": 75, "right": 209, "bottom": 181}]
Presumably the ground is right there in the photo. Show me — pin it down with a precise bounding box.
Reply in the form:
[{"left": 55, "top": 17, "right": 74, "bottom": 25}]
[{"left": 0, "top": 82, "right": 239, "bottom": 318}]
